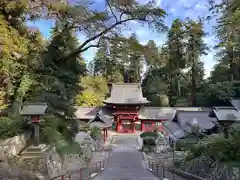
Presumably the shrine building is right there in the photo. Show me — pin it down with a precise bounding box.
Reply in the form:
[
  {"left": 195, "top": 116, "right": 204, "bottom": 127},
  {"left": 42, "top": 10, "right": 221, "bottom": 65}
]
[
  {"left": 75, "top": 83, "right": 240, "bottom": 139},
  {"left": 75, "top": 83, "right": 177, "bottom": 135}
]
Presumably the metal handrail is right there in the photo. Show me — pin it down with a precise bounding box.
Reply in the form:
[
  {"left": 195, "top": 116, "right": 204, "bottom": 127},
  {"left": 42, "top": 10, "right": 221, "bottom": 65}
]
[
  {"left": 147, "top": 159, "right": 207, "bottom": 180},
  {"left": 49, "top": 160, "right": 105, "bottom": 180}
]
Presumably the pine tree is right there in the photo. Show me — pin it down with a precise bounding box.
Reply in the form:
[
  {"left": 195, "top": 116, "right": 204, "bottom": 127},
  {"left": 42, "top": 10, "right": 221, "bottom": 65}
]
[{"left": 184, "top": 19, "right": 208, "bottom": 106}]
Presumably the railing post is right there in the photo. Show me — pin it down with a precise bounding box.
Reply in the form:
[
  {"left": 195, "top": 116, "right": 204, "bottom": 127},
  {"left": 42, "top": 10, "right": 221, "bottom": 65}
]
[
  {"left": 162, "top": 166, "right": 165, "bottom": 178},
  {"left": 156, "top": 163, "right": 159, "bottom": 176},
  {"left": 68, "top": 174, "right": 71, "bottom": 180},
  {"left": 79, "top": 168, "right": 82, "bottom": 180},
  {"left": 61, "top": 175, "right": 64, "bottom": 180},
  {"left": 100, "top": 161, "right": 102, "bottom": 170}
]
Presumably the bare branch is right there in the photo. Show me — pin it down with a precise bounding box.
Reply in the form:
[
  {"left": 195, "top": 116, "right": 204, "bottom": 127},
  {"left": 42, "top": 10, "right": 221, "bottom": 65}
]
[
  {"left": 64, "top": 17, "right": 136, "bottom": 59},
  {"left": 107, "top": 0, "right": 118, "bottom": 23},
  {"left": 80, "top": 36, "right": 104, "bottom": 52}
]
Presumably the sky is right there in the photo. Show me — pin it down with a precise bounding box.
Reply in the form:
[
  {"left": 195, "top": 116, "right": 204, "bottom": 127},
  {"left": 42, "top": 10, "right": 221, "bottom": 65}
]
[{"left": 27, "top": 0, "right": 221, "bottom": 77}]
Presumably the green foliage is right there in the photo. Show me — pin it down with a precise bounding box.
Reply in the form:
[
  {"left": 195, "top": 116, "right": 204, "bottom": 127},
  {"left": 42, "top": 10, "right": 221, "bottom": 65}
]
[
  {"left": 140, "top": 132, "right": 159, "bottom": 139},
  {"left": 0, "top": 116, "right": 29, "bottom": 139},
  {"left": 78, "top": 122, "right": 90, "bottom": 132},
  {"left": 90, "top": 126, "right": 102, "bottom": 141},
  {"left": 175, "top": 136, "right": 199, "bottom": 151},
  {"left": 76, "top": 76, "right": 108, "bottom": 107},
  {"left": 185, "top": 123, "right": 240, "bottom": 164},
  {"left": 143, "top": 137, "right": 156, "bottom": 146},
  {"left": 91, "top": 34, "right": 144, "bottom": 83},
  {"left": 40, "top": 115, "right": 81, "bottom": 156}
]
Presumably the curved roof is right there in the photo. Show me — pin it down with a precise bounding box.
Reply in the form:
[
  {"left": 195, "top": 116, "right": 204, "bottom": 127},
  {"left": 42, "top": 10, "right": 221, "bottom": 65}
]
[{"left": 103, "top": 83, "right": 150, "bottom": 105}]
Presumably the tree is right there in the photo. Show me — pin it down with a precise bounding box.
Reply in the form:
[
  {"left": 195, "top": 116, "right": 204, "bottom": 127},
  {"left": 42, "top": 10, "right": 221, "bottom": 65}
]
[
  {"left": 210, "top": 0, "right": 240, "bottom": 80},
  {"left": 47, "top": 0, "right": 167, "bottom": 60},
  {"left": 76, "top": 76, "right": 108, "bottom": 107},
  {"left": 166, "top": 19, "right": 186, "bottom": 105},
  {"left": 184, "top": 19, "right": 208, "bottom": 106}
]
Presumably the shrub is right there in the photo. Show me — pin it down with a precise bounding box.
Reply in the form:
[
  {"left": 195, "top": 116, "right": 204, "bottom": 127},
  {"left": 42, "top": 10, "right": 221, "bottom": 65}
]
[
  {"left": 90, "top": 126, "right": 102, "bottom": 140},
  {"left": 143, "top": 137, "right": 156, "bottom": 146},
  {"left": 40, "top": 115, "right": 82, "bottom": 157},
  {"left": 0, "top": 116, "right": 29, "bottom": 139},
  {"left": 140, "top": 132, "right": 158, "bottom": 139}
]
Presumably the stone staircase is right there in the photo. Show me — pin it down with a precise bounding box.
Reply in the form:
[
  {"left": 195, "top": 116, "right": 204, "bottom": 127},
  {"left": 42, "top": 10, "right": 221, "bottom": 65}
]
[{"left": 20, "top": 144, "right": 49, "bottom": 159}]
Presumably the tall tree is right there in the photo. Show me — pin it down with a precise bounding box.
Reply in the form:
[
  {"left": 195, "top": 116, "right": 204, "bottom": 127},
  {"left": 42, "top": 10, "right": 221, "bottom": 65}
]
[
  {"left": 123, "top": 33, "right": 143, "bottom": 83},
  {"left": 184, "top": 19, "right": 208, "bottom": 106},
  {"left": 210, "top": 0, "right": 240, "bottom": 80},
  {"left": 166, "top": 19, "right": 186, "bottom": 105}
]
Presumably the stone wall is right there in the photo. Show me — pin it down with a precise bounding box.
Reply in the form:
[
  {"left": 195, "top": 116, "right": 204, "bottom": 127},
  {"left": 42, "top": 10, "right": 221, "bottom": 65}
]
[
  {"left": 0, "top": 135, "right": 41, "bottom": 180},
  {"left": 0, "top": 134, "right": 95, "bottom": 179},
  {"left": 0, "top": 135, "right": 28, "bottom": 161}
]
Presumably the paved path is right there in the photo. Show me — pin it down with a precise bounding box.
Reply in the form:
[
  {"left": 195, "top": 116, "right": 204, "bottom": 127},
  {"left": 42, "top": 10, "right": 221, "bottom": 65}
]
[{"left": 93, "top": 134, "right": 159, "bottom": 180}]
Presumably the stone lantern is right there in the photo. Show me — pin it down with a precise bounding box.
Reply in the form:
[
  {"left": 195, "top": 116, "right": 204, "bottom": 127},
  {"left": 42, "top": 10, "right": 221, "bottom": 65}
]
[{"left": 20, "top": 103, "right": 48, "bottom": 147}]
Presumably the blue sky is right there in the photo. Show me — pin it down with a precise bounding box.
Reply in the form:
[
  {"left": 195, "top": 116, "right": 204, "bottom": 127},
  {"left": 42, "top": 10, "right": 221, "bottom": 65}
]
[{"left": 27, "top": 0, "right": 220, "bottom": 77}]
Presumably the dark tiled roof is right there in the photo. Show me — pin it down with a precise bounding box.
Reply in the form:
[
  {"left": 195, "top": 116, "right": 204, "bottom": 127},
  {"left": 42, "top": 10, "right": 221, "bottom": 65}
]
[
  {"left": 89, "top": 109, "right": 114, "bottom": 128},
  {"left": 230, "top": 98, "right": 240, "bottom": 110},
  {"left": 175, "top": 107, "right": 212, "bottom": 111},
  {"left": 176, "top": 111, "right": 217, "bottom": 133},
  {"left": 20, "top": 103, "right": 48, "bottom": 115},
  {"left": 74, "top": 107, "right": 100, "bottom": 119},
  {"left": 103, "top": 83, "right": 150, "bottom": 104},
  {"left": 209, "top": 106, "right": 240, "bottom": 121},
  {"left": 163, "top": 121, "right": 185, "bottom": 140},
  {"left": 74, "top": 106, "right": 114, "bottom": 120},
  {"left": 89, "top": 115, "right": 113, "bottom": 128},
  {"left": 138, "top": 107, "right": 176, "bottom": 120}
]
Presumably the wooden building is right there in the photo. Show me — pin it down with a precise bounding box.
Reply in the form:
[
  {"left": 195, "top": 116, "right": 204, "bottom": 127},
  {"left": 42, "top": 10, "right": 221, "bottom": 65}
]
[
  {"left": 164, "top": 110, "right": 217, "bottom": 142},
  {"left": 103, "top": 83, "right": 150, "bottom": 133},
  {"left": 74, "top": 84, "right": 240, "bottom": 138},
  {"left": 138, "top": 107, "right": 176, "bottom": 134}
]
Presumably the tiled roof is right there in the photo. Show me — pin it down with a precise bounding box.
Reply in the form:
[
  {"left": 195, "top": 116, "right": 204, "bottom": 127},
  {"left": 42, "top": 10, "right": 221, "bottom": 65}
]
[
  {"left": 230, "top": 98, "right": 240, "bottom": 110},
  {"left": 138, "top": 107, "right": 176, "bottom": 120},
  {"left": 103, "top": 83, "right": 150, "bottom": 104},
  {"left": 20, "top": 103, "right": 48, "bottom": 115},
  {"left": 209, "top": 106, "right": 240, "bottom": 121},
  {"left": 175, "top": 107, "right": 212, "bottom": 111},
  {"left": 89, "top": 109, "right": 114, "bottom": 128},
  {"left": 74, "top": 107, "right": 100, "bottom": 119},
  {"left": 163, "top": 121, "right": 186, "bottom": 140},
  {"left": 74, "top": 106, "right": 114, "bottom": 120},
  {"left": 176, "top": 111, "right": 217, "bottom": 133}
]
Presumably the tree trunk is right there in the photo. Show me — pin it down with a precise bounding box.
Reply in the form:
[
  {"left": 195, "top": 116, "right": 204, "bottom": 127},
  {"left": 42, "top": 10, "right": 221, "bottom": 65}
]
[{"left": 191, "top": 65, "right": 197, "bottom": 106}]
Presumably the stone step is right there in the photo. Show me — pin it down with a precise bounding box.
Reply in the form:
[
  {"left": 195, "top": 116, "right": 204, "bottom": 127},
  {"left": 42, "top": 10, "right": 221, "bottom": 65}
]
[
  {"left": 21, "top": 151, "right": 43, "bottom": 157},
  {"left": 19, "top": 155, "right": 42, "bottom": 159},
  {"left": 25, "top": 144, "right": 48, "bottom": 152}
]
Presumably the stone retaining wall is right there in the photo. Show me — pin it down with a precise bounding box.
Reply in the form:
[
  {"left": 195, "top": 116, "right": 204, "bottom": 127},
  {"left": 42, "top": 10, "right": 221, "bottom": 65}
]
[{"left": 0, "top": 135, "right": 28, "bottom": 161}]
